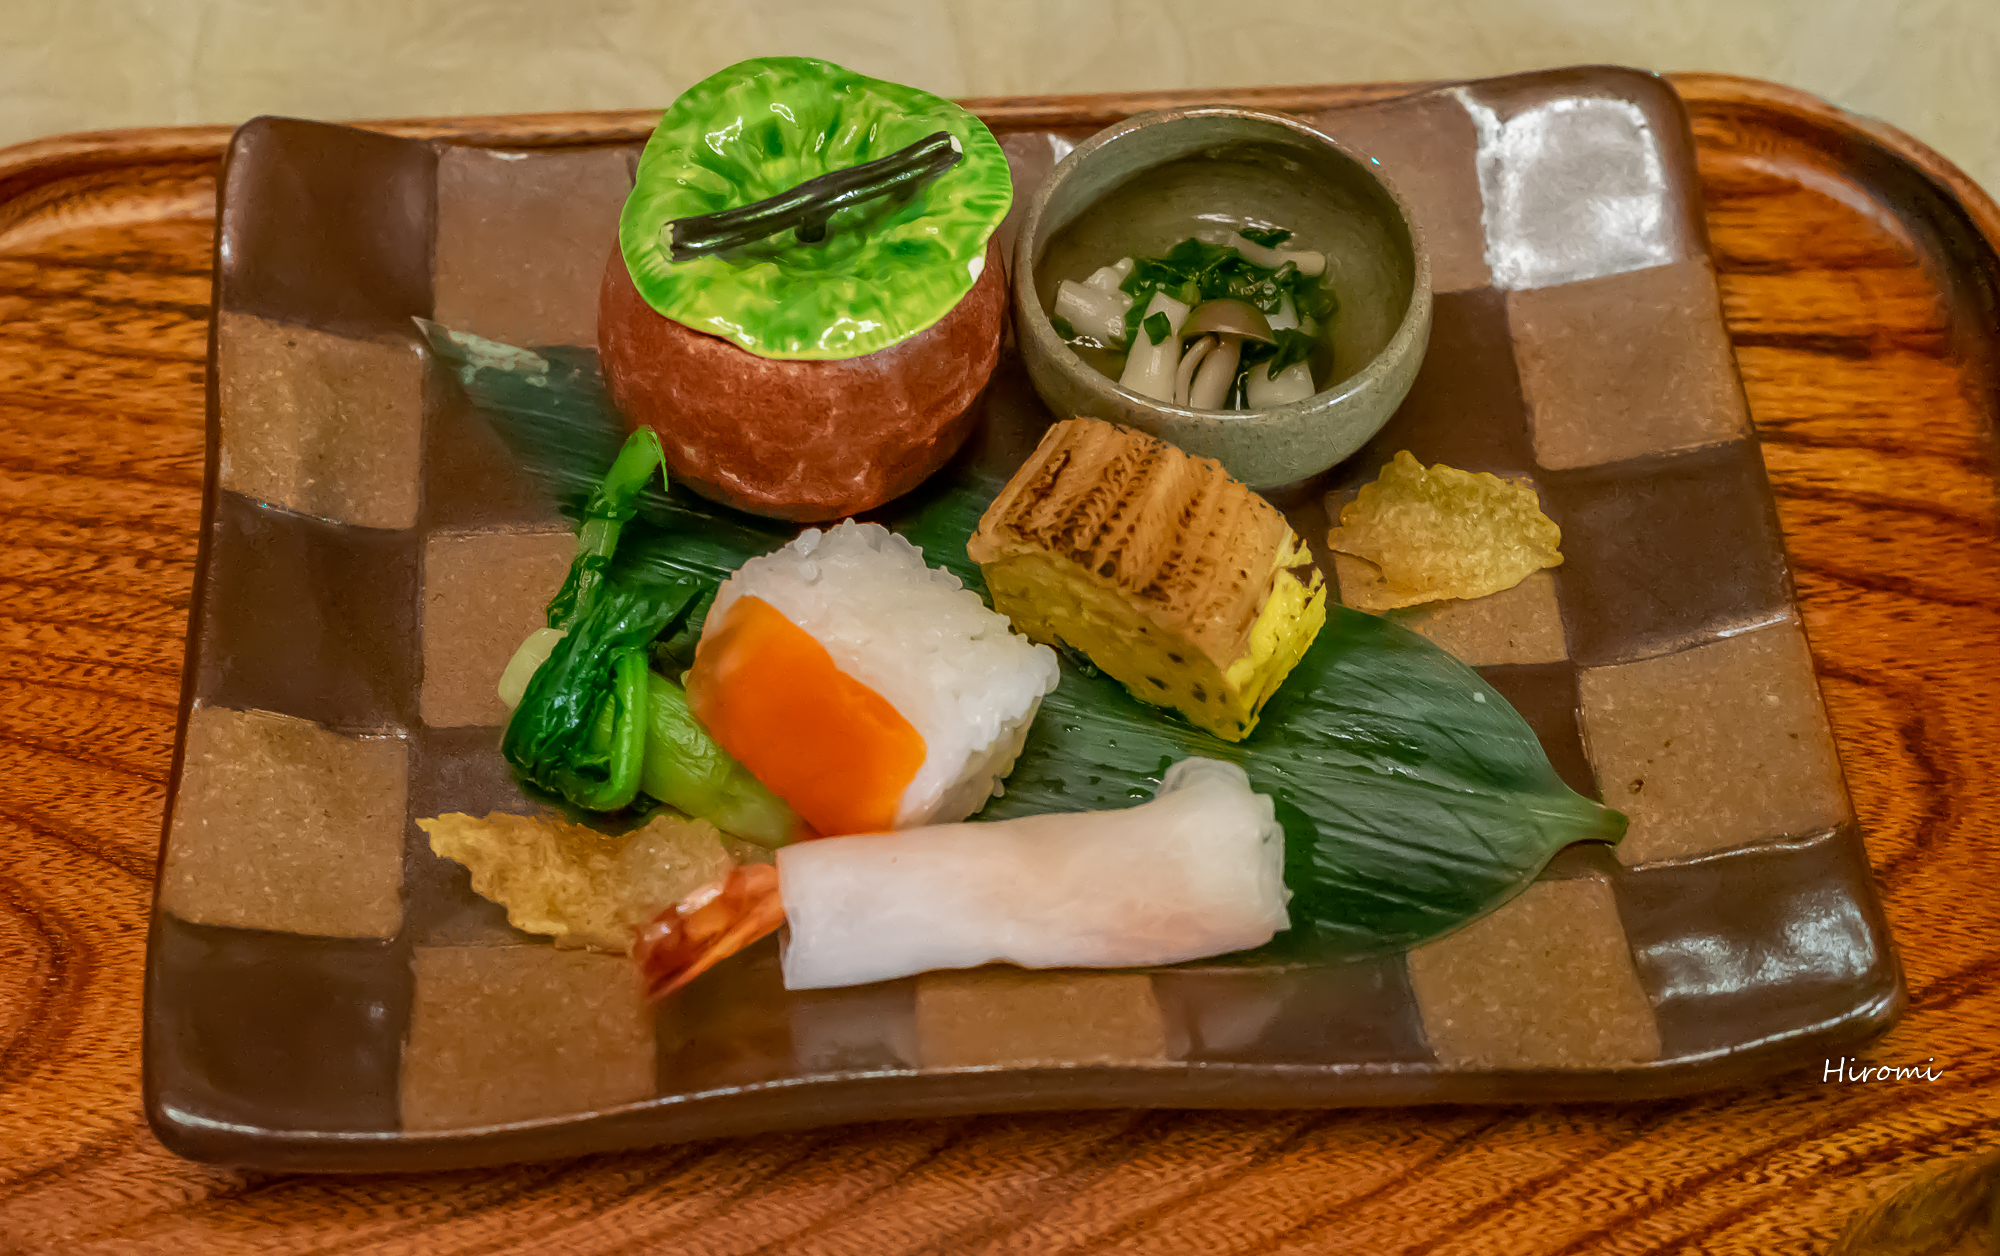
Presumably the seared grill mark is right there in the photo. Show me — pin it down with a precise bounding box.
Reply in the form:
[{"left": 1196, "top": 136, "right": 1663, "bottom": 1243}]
[{"left": 968, "top": 418, "right": 1306, "bottom": 669}]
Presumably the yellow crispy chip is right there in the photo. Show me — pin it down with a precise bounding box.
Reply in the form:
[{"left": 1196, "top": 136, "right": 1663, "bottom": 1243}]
[
  {"left": 419, "top": 811, "right": 734, "bottom": 952},
  {"left": 1327, "top": 450, "right": 1562, "bottom": 611}
]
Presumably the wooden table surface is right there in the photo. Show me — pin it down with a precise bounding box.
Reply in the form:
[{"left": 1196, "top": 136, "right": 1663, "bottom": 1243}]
[{"left": 2, "top": 74, "right": 1997, "bottom": 1255}]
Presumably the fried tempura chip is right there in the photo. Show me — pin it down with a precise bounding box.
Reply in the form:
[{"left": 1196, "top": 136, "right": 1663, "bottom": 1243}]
[
  {"left": 1327, "top": 450, "right": 1562, "bottom": 611},
  {"left": 419, "top": 811, "right": 734, "bottom": 952}
]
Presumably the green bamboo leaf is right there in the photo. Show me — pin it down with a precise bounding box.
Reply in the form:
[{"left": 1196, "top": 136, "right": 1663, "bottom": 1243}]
[
  {"left": 981, "top": 609, "right": 1624, "bottom": 956},
  {"left": 423, "top": 325, "right": 1627, "bottom": 958},
  {"left": 417, "top": 320, "right": 794, "bottom": 580}
]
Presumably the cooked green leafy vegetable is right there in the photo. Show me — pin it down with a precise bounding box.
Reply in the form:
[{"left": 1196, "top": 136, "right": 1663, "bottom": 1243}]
[
  {"left": 501, "top": 427, "right": 697, "bottom": 812},
  {"left": 1236, "top": 224, "right": 1293, "bottom": 248},
  {"left": 421, "top": 320, "right": 1625, "bottom": 957},
  {"left": 420, "top": 340, "right": 814, "bottom": 843},
  {"left": 542, "top": 426, "right": 675, "bottom": 633},
  {"left": 499, "top": 425, "right": 809, "bottom": 840},
  {"left": 1120, "top": 236, "right": 1335, "bottom": 326},
  {"left": 1245, "top": 327, "right": 1320, "bottom": 380}
]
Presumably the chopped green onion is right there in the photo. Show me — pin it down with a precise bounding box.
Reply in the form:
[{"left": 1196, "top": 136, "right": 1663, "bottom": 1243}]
[
  {"left": 1051, "top": 314, "right": 1077, "bottom": 340},
  {"left": 1142, "top": 311, "right": 1172, "bottom": 345},
  {"left": 1265, "top": 328, "right": 1318, "bottom": 375}
]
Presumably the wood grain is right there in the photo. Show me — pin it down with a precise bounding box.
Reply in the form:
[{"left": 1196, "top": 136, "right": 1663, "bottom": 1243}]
[{"left": 1, "top": 75, "right": 1995, "bottom": 1255}]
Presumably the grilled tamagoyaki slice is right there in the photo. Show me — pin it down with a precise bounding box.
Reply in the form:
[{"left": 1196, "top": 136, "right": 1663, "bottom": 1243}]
[{"left": 967, "top": 418, "right": 1325, "bottom": 741}]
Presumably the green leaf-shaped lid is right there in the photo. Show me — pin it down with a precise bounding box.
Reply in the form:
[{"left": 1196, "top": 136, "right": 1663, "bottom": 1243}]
[{"left": 618, "top": 57, "right": 1012, "bottom": 361}]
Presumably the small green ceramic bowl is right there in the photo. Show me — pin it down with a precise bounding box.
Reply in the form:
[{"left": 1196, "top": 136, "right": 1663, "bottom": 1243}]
[{"left": 1013, "top": 106, "right": 1431, "bottom": 489}]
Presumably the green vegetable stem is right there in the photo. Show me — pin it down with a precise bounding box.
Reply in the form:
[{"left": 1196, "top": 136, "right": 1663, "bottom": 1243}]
[
  {"left": 544, "top": 427, "right": 669, "bottom": 632},
  {"left": 576, "top": 670, "right": 807, "bottom": 846},
  {"left": 637, "top": 674, "right": 806, "bottom": 846}
]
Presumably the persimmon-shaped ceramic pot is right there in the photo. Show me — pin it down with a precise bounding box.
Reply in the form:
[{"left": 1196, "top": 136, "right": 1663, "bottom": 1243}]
[
  {"left": 599, "top": 237, "right": 1004, "bottom": 521},
  {"left": 598, "top": 57, "right": 1013, "bottom": 521}
]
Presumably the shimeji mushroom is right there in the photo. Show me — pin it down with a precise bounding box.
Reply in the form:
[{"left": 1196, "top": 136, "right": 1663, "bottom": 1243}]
[
  {"left": 1175, "top": 299, "right": 1276, "bottom": 409},
  {"left": 1119, "top": 290, "right": 1191, "bottom": 401},
  {"left": 1224, "top": 230, "right": 1326, "bottom": 278},
  {"left": 1246, "top": 358, "right": 1317, "bottom": 406},
  {"left": 1099, "top": 229, "right": 1333, "bottom": 407},
  {"left": 1053, "top": 257, "right": 1135, "bottom": 346}
]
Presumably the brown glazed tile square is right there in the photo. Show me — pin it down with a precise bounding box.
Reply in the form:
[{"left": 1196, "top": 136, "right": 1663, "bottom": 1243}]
[
  {"left": 1342, "top": 289, "right": 1535, "bottom": 484},
  {"left": 218, "top": 117, "right": 435, "bottom": 336},
  {"left": 658, "top": 939, "right": 799, "bottom": 1090},
  {"left": 915, "top": 970, "right": 1168, "bottom": 1068},
  {"left": 195, "top": 492, "right": 419, "bottom": 729},
  {"left": 402, "top": 943, "right": 655, "bottom": 1130},
  {"left": 1409, "top": 877, "right": 1660, "bottom": 1068},
  {"left": 1351, "top": 570, "right": 1567, "bottom": 667},
  {"left": 420, "top": 527, "right": 575, "bottom": 728},
  {"left": 1476, "top": 662, "right": 1599, "bottom": 801},
  {"left": 160, "top": 704, "right": 408, "bottom": 938},
  {"left": 402, "top": 727, "right": 543, "bottom": 948},
  {"left": 789, "top": 981, "right": 920, "bottom": 1072},
  {"left": 1511, "top": 260, "right": 1751, "bottom": 471},
  {"left": 1316, "top": 91, "right": 1490, "bottom": 293},
  {"left": 216, "top": 312, "right": 425, "bottom": 531},
  {"left": 1616, "top": 826, "right": 1899, "bottom": 1058},
  {"left": 1453, "top": 75, "right": 1693, "bottom": 292},
  {"left": 418, "top": 366, "right": 576, "bottom": 532},
  {"left": 432, "top": 146, "right": 632, "bottom": 349},
  {"left": 1151, "top": 957, "right": 1430, "bottom": 1064},
  {"left": 1579, "top": 619, "right": 1850, "bottom": 864},
  {"left": 1538, "top": 441, "right": 1792, "bottom": 666},
  {"left": 146, "top": 916, "right": 408, "bottom": 1133},
  {"left": 1459, "top": 67, "right": 1709, "bottom": 293}
]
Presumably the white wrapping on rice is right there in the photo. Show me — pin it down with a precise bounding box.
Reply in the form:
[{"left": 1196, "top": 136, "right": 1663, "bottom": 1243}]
[
  {"left": 706, "top": 520, "right": 1059, "bottom": 828},
  {"left": 775, "top": 757, "right": 1292, "bottom": 990}
]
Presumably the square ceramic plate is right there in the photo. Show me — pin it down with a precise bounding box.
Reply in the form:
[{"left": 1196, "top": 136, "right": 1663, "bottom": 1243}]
[{"left": 144, "top": 67, "right": 1902, "bottom": 1170}]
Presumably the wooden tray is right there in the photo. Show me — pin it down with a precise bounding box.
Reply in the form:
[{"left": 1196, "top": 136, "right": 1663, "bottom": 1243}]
[{"left": 3, "top": 73, "right": 2000, "bottom": 1256}]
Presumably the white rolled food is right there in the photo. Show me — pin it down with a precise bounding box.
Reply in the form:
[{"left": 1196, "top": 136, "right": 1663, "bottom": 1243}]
[{"left": 775, "top": 757, "right": 1291, "bottom": 990}]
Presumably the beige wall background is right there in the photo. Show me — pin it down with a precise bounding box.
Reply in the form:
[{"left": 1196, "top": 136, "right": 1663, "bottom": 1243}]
[{"left": 3, "top": 0, "right": 1995, "bottom": 195}]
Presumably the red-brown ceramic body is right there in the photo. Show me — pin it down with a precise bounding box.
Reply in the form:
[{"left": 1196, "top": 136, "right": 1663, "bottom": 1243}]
[{"left": 598, "top": 238, "right": 1006, "bottom": 521}]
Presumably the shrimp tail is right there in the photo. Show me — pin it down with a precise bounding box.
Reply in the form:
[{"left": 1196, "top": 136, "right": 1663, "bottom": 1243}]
[{"left": 634, "top": 862, "right": 784, "bottom": 1000}]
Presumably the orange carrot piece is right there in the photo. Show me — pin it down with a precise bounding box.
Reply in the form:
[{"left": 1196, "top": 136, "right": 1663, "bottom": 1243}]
[{"left": 686, "top": 595, "right": 925, "bottom": 836}]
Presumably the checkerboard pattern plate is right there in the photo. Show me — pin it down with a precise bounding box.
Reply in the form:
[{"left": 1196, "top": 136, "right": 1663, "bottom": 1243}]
[{"left": 146, "top": 68, "right": 1901, "bottom": 1170}]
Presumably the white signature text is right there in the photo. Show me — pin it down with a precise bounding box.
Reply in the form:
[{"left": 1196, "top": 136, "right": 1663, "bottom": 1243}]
[{"left": 1822, "top": 1057, "right": 1944, "bottom": 1083}]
